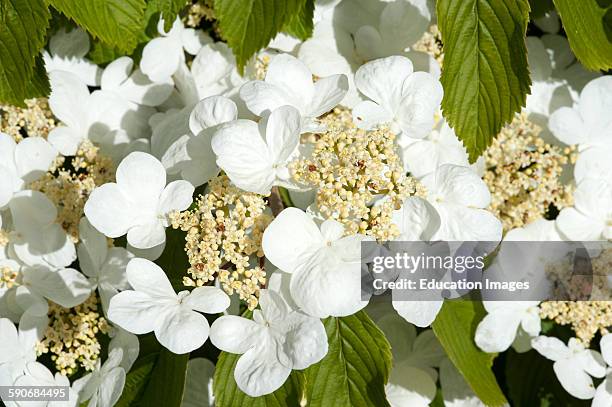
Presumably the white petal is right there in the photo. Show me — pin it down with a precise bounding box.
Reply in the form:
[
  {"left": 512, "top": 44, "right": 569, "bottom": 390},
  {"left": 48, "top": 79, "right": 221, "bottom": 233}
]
[
  {"left": 155, "top": 308, "right": 210, "bottom": 354},
  {"left": 116, "top": 152, "right": 166, "bottom": 205},
  {"left": 426, "top": 164, "right": 490, "bottom": 208},
  {"left": 126, "top": 258, "right": 176, "bottom": 299},
  {"left": 121, "top": 69, "right": 174, "bottom": 107},
  {"left": 47, "top": 126, "right": 83, "bottom": 156},
  {"left": 549, "top": 107, "right": 586, "bottom": 145},
  {"left": 386, "top": 364, "right": 436, "bottom": 407},
  {"left": 108, "top": 291, "right": 170, "bottom": 334},
  {"left": 434, "top": 204, "right": 502, "bottom": 241},
  {"left": 307, "top": 74, "right": 349, "bottom": 117},
  {"left": 101, "top": 57, "right": 132, "bottom": 90},
  {"left": 474, "top": 310, "right": 522, "bottom": 353},
  {"left": 396, "top": 71, "right": 443, "bottom": 139},
  {"left": 600, "top": 334, "right": 612, "bottom": 366},
  {"left": 265, "top": 105, "right": 301, "bottom": 162},
  {"left": 556, "top": 207, "right": 603, "bottom": 241},
  {"left": 234, "top": 343, "right": 291, "bottom": 397},
  {"left": 189, "top": 96, "right": 237, "bottom": 135},
  {"left": 593, "top": 378, "right": 612, "bottom": 407},
  {"left": 262, "top": 207, "right": 323, "bottom": 274},
  {"left": 78, "top": 217, "right": 108, "bottom": 277},
  {"left": 392, "top": 197, "right": 440, "bottom": 241},
  {"left": 554, "top": 358, "right": 597, "bottom": 399},
  {"left": 290, "top": 255, "right": 365, "bottom": 318},
  {"left": 84, "top": 183, "right": 135, "bottom": 238},
  {"left": 14, "top": 138, "right": 56, "bottom": 183},
  {"left": 392, "top": 300, "right": 443, "bottom": 327},
  {"left": 211, "top": 120, "right": 275, "bottom": 194},
  {"left": 266, "top": 54, "right": 314, "bottom": 107},
  {"left": 239, "top": 81, "right": 295, "bottom": 117},
  {"left": 531, "top": 336, "right": 570, "bottom": 361},
  {"left": 280, "top": 311, "right": 328, "bottom": 369},
  {"left": 183, "top": 286, "right": 230, "bottom": 314},
  {"left": 352, "top": 100, "right": 394, "bottom": 130},
  {"left": 97, "top": 366, "right": 126, "bottom": 407},
  {"left": 24, "top": 267, "right": 91, "bottom": 309},
  {"left": 210, "top": 315, "right": 263, "bottom": 354},
  {"left": 181, "top": 28, "right": 211, "bottom": 54},
  {"left": 355, "top": 56, "right": 414, "bottom": 110},
  {"left": 140, "top": 37, "right": 182, "bottom": 81},
  {"left": 48, "top": 70, "right": 89, "bottom": 128},
  {"left": 108, "top": 329, "right": 140, "bottom": 371}
]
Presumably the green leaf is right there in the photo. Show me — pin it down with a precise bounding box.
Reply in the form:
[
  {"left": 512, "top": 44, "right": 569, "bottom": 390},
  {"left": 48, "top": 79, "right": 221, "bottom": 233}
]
[
  {"left": 114, "top": 353, "right": 157, "bottom": 407},
  {"left": 47, "top": 0, "right": 146, "bottom": 53},
  {"left": 437, "top": 0, "right": 531, "bottom": 162},
  {"left": 146, "top": 0, "right": 190, "bottom": 32},
  {"left": 0, "top": 0, "right": 50, "bottom": 106},
  {"left": 155, "top": 227, "right": 190, "bottom": 291},
  {"left": 304, "top": 311, "right": 392, "bottom": 407},
  {"left": 87, "top": 39, "right": 124, "bottom": 65},
  {"left": 214, "top": 0, "right": 304, "bottom": 71},
  {"left": 283, "top": 0, "right": 314, "bottom": 40},
  {"left": 138, "top": 349, "right": 189, "bottom": 407},
  {"left": 432, "top": 300, "right": 508, "bottom": 406},
  {"left": 505, "top": 349, "right": 589, "bottom": 407},
  {"left": 553, "top": 0, "right": 612, "bottom": 70},
  {"left": 213, "top": 350, "right": 305, "bottom": 406}
]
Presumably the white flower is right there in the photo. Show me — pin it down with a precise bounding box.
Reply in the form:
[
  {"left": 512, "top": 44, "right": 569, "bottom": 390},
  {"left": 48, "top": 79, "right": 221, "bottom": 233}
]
[
  {"left": 100, "top": 56, "right": 173, "bottom": 107},
  {"left": 108, "top": 258, "right": 230, "bottom": 354},
  {"left": 84, "top": 152, "right": 194, "bottom": 249},
  {"left": 14, "top": 362, "right": 80, "bottom": 407},
  {"left": 549, "top": 76, "right": 612, "bottom": 183},
  {"left": 352, "top": 56, "right": 443, "bottom": 140},
  {"left": 421, "top": 164, "right": 502, "bottom": 241},
  {"left": 8, "top": 190, "right": 76, "bottom": 269},
  {"left": 474, "top": 301, "right": 541, "bottom": 353},
  {"left": 108, "top": 327, "right": 140, "bottom": 372},
  {"left": 556, "top": 178, "right": 612, "bottom": 241},
  {"left": 593, "top": 334, "right": 612, "bottom": 407},
  {"left": 240, "top": 54, "right": 348, "bottom": 132},
  {"left": 140, "top": 17, "right": 210, "bottom": 82},
  {"left": 47, "top": 71, "right": 152, "bottom": 156},
  {"left": 298, "top": 0, "right": 437, "bottom": 107},
  {"left": 524, "top": 35, "right": 598, "bottom": 136},
  {"left": 210, "top": 289, "right": 327, "bottom": 397},
  {"left": 181, "top": 358, "right": 215, "bottom": 407},
  {"left": 0, "top": 132, "right": 57, "bottom": 209},
  {"left": 43, "top": 27, "right": 101, "bottom": 86},
  {"left": 73, "top": 348, "right": 126, "bottom": 407},
  {"left": 532, "top": 336, "right": 606, "bottom": 400},
  {"left": 392, "top": 196, "right": 441, "bottom": 241},
  {"left": 161, "top": 96, "right": 237, "bottom": 187},
  {"left": 77, "top": 218, "right": 133, "bottom": 315},
  {"left": 262, "top": 207, "right": 371, "bottom": 318},
  {"left": 211, "top": 105, "right": 302, "bottom": 195},
  {"left": 401, "top": 120, "right": 469, "bottom": 178},
  {"left": 0, "top": 314, "right": 45, "bottom": 380},
  {"left": 375, "top": 311, "right": 443, "bottom": 406}
]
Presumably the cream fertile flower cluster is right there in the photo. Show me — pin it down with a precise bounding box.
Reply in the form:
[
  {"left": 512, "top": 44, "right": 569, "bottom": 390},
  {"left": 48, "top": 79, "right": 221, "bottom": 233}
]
[{"left": 0, "top": 1, "right": 610, "bottom": 406}]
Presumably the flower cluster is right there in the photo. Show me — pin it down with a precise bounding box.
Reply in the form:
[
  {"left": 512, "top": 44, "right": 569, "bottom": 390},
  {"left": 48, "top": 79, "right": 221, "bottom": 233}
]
[
  {"left": 0, "top": 2, "right": 610, "bottom": 407},
  {"left": 170, "top": 175, "right": 271, "bottom": 309}
]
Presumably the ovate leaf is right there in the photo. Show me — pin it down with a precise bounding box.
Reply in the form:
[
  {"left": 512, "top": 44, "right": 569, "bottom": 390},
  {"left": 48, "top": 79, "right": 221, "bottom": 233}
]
[
  {"left": 213, "top": 351, "right": 305, "bottom": 406},
  {"left": 138, "top": 349, "right": 189, "bottom": 407},
  {"left": 283, "top": 0, "right": 314, "bottom": 41},
  {"left": 432, "top": 300, "right": 508, "bottom": 407},
  {"left": 437, "top": 0, "right": 531, "bottom": 162},
  {"left": 0, "top": 0, "right": 50, "bottom": 106},
  {"left": 553, "top": 0, "right": 612, "bottom": 70},
  {"left": 214, "top": 0, "right": 304, "bottom": 71},
  {"left": 47, "top": 0, "right": 146, "bottom": 53},
  {"left": 305, "top": 311, "right": 392, "bottom": 407}
]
